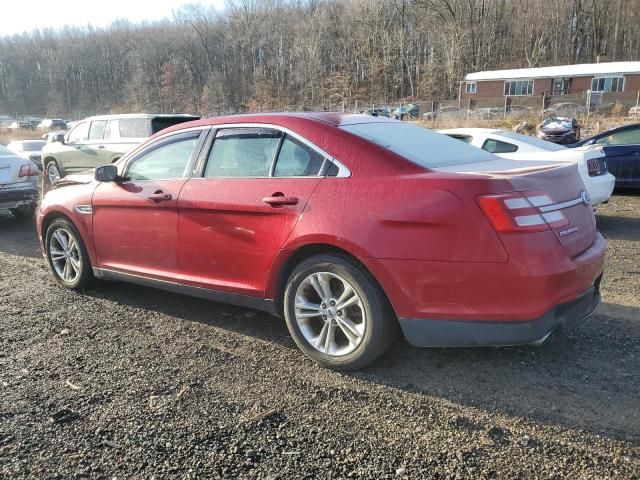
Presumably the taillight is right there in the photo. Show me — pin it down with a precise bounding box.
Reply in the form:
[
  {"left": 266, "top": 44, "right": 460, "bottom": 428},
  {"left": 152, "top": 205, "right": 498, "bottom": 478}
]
[
  {"left": 478, "top": 191, "right": 569, "bottom": 233},
  {"left": 18, "top": 163, "right": 39, "bottom": 177},
  {"left": 587, "top": 157, "right": 607, "bottom": 177}
]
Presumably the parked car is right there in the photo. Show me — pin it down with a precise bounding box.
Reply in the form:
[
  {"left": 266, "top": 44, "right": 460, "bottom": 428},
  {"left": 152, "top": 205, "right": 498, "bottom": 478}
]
[
  {"left": 392, "top": 104, "right": 419, "bottom": 120},
  {"left": 422, "top": 105, "right": 464, "bottom": 120},
  {"left": 537, "top": 116, "right": 580, "bottom": 144},
  {"left": 8, "top": 121, "right": 36, "bottom": 131},
  {"left": 0, "top": 144, "right": 39, "bottom": 218},
  {"left": 439, "top": 128, "right": 615, "bottom": 206},
  {"left": 361, "top": 107, "right": 392, "bottom": 117},
  {"left": 568, "top": 123, "right": 640, "bottom": 189},
  {"left": 41, "top": 113, "right": 200, "bottom": 184},
  {"left": 37, "top": 113, "right": 604, "bottom": 370},
  {"left": 468, "top": 107, "right": 504, "bottom": 119},
  {"left": 6, "top": 140, "right": 47, "bottom": 171},
  {"left": 544, "top": 102, "right": 586, "bottom": 116},
  {"left": 42, "top": 130, "right": 67, "bottom": 144},
  {"left": 37, "top": 118, "right": 68, "bottom": 132}
]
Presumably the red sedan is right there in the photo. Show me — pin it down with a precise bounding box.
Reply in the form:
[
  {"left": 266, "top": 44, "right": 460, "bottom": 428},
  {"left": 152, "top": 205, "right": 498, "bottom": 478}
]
[{"left": 37, "top": 113, "right": 604, "bottom": 370}]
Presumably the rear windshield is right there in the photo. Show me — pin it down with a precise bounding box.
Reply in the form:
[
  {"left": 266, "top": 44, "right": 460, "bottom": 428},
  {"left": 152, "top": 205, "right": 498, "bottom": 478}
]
[
  {"left": 341, "top": 122, "right": 495, "bottom": 168},
  {"left": 497, "top": 131, "right": 566, "bottom": 151},
  {"left": 542, "top": 118, "right": 573, "bottom": 130}
]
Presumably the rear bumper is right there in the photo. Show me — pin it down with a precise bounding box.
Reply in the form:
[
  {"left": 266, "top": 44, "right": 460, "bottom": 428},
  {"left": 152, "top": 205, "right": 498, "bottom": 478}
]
[
  {"left": 0, "top": 184, "right": 38, "bottom": 209},
  {"left": 399, "top": 276, "right": 601, "bottom": 347},
  {"left": 586, "top": 173, "right": 615, "bottom": 205}
]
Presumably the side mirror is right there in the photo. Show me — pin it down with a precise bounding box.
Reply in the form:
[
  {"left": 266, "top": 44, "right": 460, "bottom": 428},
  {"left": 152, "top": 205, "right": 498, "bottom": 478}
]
[
  {"left": 95, "top": 164, "right": 118, "bottom": 182},
  {"left": 54, "top": 133, "right": 65, "bottom": 144}
]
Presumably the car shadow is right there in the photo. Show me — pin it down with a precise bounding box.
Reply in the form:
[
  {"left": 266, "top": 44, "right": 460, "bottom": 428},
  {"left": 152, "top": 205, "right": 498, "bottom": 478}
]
[
  {"left": 597, "top": 214, "right": 640, "bottom": 241},
  {"left": 83, "top": 280, "right": 640, "bottom": 443},
  {"left": 0, "top": 211, "right": 41, "bottom": 258}
]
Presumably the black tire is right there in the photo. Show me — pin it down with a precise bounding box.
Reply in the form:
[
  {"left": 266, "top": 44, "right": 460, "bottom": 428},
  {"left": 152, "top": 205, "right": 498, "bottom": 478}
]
[
  {"left": 45, "top": 218, "right": 93, "bottom": 290},
  {"left": 44, "top": 159, "right": 63, "bottom": 184},
  {"left": 10, "top": 205, "right": 36, "bottom": 219},
  {"left": 283, "top": 254, "right": 396, "bottom": 370}
]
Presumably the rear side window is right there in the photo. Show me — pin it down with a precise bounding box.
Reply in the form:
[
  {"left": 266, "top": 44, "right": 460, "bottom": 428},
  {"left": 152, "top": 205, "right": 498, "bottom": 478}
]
[
  {"left": 89, "top": 120, "right": 107, "bottom": 140},
  {"left": 274, "top": 135, "right": 325, "bottom": 176},
  {"left": 118, "top": 119, "right": 151, "bottom": 138},
  {"left": 204, "top": 128, "right": 281, "bottom": 178},
  {"left": 447, "top": 134, "right": 473, "bottom": 144},
  {"left": 595, "top": 127, "right": 640, "bottom": 146},
  {"left": 481, "top": 139, "right": 518, "bottom": 153},
  {"left": 342, "top": 122, "right": 494, "bottom": 168}
]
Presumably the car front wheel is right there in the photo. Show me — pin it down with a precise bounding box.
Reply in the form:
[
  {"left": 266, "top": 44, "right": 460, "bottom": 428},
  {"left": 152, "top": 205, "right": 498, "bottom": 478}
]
[
  {"left": 283, "top": 254, "right": 396, "bottom": 370},
  {"left": 45, "top": 218, "right": 93, "bottom": 289},
  {"left": 45, "top": 159, "right": 62, "bottom": 184}
]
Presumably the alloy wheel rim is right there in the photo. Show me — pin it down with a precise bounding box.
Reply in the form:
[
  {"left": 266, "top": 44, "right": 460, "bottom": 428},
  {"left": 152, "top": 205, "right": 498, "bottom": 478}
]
[
  {"left": 294, "top": 272, "right": 366, "bottom": 356},
  {"left": 47, "top": 164, "right": 60, "bottom": 184},
  {"left": 49, "top": 228, "right": 81, "bottom": 283}
]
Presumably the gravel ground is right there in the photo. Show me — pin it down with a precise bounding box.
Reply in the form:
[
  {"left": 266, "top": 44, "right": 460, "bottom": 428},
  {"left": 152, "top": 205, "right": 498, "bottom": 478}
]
[{"left": 1, "top": 195, "right": 639, "bottom": 479}]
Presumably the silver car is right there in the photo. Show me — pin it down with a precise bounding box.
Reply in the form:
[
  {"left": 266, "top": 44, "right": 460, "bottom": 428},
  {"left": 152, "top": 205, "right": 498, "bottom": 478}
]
[
  {"left": 42, "top": 113, "right": 199, "bottom": 183},
  {"left": 0, "top": 145, "right": 39, "bottom": 218}
]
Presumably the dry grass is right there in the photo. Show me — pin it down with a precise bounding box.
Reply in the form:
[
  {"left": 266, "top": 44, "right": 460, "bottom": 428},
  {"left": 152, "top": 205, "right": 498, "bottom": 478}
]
[
  {"left": 0, "top": 129, "right": 43, "bottom": 146},
  {"left": 418, "top": 114, "right": 638, "bottom": 137}
]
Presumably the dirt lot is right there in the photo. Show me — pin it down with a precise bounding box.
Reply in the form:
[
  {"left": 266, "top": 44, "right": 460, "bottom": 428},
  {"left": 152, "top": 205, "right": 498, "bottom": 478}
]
[{"left": 1, "top": 195, "right": 639, "bottom": 479}]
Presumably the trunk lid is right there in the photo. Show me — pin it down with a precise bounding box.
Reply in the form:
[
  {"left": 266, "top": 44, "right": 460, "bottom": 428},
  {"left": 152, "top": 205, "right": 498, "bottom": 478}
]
[
  {"left": 435, "top": 158, "right": 596, "bottom": 258},
  {"left": 0, "top": 154, "right": 23, "bottom": 185},
  {"left": 496, "top": 161, "right": 596, "bottom": 257}
]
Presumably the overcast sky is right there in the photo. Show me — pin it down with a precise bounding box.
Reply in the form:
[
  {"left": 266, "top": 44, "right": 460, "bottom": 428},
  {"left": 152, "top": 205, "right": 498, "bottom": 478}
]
[{"left": 0, "top": 0, "right": 227, "bottom": 36}]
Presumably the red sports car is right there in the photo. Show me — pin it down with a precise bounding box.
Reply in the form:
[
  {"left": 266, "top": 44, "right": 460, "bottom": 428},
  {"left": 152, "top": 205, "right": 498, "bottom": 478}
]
[{"left": 37, "top": 113, "right": 604, "bottom": 370}]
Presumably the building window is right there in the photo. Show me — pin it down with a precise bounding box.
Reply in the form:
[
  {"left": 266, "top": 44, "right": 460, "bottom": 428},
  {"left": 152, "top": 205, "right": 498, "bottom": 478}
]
[
  {"left": 504, "top": 80, "right": 534, "bottom": 96},
  {"left": 465, "top": 82, "right": 476, "bottom": 94},
  {"left": 591, "top": 76, "right": 624, "bottom": 92}
]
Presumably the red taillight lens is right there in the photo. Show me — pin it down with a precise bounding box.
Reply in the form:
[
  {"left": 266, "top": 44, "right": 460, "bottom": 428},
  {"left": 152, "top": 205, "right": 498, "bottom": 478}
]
[
  {"left": 18, "top": 164, "right": 39, "bottom": 177},
  {"left": 478, "top": 191, "right": 569, "bottom": 233}
]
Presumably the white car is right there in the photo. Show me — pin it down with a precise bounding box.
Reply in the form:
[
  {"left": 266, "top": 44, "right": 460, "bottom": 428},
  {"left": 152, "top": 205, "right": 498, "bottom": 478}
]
[
  {"left": 0, "top": 145, "right": 39, "bottom": 218},
  {"left": 6, "top": 140, "right": 47, "bottom": 171},
  {"left": 438, "top": 128, "right": 615, "bottom": 206}
]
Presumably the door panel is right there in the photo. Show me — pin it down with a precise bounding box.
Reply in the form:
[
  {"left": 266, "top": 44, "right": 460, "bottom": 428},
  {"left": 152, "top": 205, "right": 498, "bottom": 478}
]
[
  {"left": 92, "top": 179, "right": 188, "bottom": 279},
  {"left": 602, "top": 145, "right": 640, "bottom": 187},
  {"left": 178, "top": 178, "right": 321, "bottom": 296},
  {"left": 91, "top": 129, "right": 204, "bottom": 280}
]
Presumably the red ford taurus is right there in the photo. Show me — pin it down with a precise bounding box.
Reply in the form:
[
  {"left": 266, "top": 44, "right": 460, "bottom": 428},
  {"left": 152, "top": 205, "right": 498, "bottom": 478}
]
[{"left": 37, "top": 113, "right": 604, "bottom": 369}]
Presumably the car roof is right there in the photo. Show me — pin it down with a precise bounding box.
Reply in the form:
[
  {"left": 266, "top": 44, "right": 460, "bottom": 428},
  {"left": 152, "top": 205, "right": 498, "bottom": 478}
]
[
  {"left": 593, "top": 122, "right": 640, "bottom": 137},
  {"left": 157, "top": 112, "right": 398, "bottom": 135},
  {"left": 83, "top": 113, "right": 200, "bottom": 121}
]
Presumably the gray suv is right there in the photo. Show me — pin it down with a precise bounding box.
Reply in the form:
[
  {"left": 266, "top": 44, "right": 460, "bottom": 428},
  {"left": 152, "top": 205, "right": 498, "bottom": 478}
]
[{"left": 42, "top": 113, "right": 199, "bottom": 183}]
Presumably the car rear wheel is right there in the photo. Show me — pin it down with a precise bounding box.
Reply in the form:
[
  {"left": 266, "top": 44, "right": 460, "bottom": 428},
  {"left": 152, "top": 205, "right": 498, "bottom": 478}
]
[
  {"left": 45, "top": 218, "right": 93, "bottom": 289},
  {"left": 45, "top": 159, "right": 62, "bottom": 184},
  {"left": 283, "top": 254, "right": 396, "bottom": 370}
]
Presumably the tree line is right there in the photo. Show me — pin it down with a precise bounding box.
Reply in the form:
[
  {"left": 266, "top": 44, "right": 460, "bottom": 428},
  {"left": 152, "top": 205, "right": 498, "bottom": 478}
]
[{"left": 0, "top": 0, "right": 638, "bottom": 118}]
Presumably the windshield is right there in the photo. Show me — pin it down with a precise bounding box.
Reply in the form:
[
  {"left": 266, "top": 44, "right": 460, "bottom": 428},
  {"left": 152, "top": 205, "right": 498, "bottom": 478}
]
[
  {"left": 341, "top": 122, "right": 495, "bottom": 168},
  {"left": 0, "top": 145, "right": 13, "bottom": 155},
  {"left": 22, "top": 141, "right": 46, "bottom": 151},
  {"left": 542, "top": 118, "right": 573, "bottom": 130},
  {"left": 497, "top": 131, "right": 566, "bottom": 151}
]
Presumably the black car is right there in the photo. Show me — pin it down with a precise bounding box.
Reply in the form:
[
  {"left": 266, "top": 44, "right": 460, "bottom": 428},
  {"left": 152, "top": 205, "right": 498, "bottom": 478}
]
[{"left": 568, "top": 123, "right": 640, "bottom": 189}]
